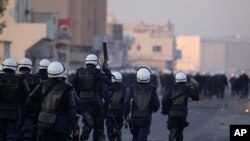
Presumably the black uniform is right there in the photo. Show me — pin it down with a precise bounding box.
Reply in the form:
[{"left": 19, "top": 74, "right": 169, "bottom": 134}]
[
  {"left": 70, "top": 64, "right": 111, "bottom": 141},
  {"left": 106, "top": 82, "right": 126, "bottom": 141},
  {"left": 124, "top": 82, "right": 160, "bottom": 141},
  {"left": 25, "top": 78, "right": 78, "bottom": 141},
  {"left": 162, "top": 82, "right": 199, "bottom": 141},
  {"left": 0, "top": 71, "right": 30, "bottom": 140},
  {"left": 238, "top": 73, "right": 249, "bottom": 98}
]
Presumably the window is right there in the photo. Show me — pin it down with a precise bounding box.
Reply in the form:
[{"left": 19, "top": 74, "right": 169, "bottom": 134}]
[
  {"left": 137, "top": 45, "right": 141, "bottom": 51},
  {"left": 152, "top": 45, "right": 162, "bottom": 52}
]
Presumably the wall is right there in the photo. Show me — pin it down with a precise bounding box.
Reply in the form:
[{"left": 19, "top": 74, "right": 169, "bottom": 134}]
[{"left": 176, "top": 36, "right": 201, "bottom": 72}]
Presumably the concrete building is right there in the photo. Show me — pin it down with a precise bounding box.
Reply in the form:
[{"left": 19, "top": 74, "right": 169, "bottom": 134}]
[
  {"left": 0, "top": 0, "right": 48, "bottom": 61},
  {"left": 32, "top": 0, "right": 107, "bottom": 46},
  {"left": 124, "top": 22, "right": 176, "bottom": 70},
  {"left": 31, "top": 0, "right": 107, "bottom": 69},
  {"left": 106, "top": 13, "right": 130, "bottom": 68},
  {"left": 25, "top": 38, "right": 53, "bottom": 71},
  {"left": 176, "top": 36, "right": 201, "bottom": 72},
  {"left": 16, "top": 0, "right": 32, "bottom": 22},
  {"left": 0, "top": 41, "right": 12, "bottom": 64},
  {"left": 176, "top": 36, "right": 250, "bottom": 74}
]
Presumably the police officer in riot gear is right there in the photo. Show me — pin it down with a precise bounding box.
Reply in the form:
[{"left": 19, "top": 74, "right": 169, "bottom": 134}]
[
  {"left": 163, "top": 72, "right": 199, "bottom": 141},
  {"left": 69, "top": 54, "right": 111, "bottom": 141},
  {"left": 36, "top": 59, "right": 50, "bottom": 81},
  {"left": 124, "top": 67, "right": 160, "bottom": 141},
  {"left": 106, "top": 71, "right": 126, "bottom": 141},
  {"left": 0, "top": 58, "right": 30, "bottom": 141},
  {"left": 25, "top": 61, "right": 78, "bottom": 141},
  {"left": 18, "top": 58, "right": 41, "bottom": 92},
  {"left": 18, "top": 58, "right": 41, "bottom": 140},
  {"left": 238, "top": 70, "right": 249, "bottom": 99}
]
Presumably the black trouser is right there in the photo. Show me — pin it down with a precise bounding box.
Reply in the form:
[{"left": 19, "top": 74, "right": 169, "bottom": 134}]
[
  {"left": 106, "top": 116, "right": 123, "bottom": 141},
  {"left": 167, "top": 116, "right": 188, "bottom": 141},
  {"left": 0, "top": 119, "right": 19, "bottom": 141},
  {"left": 37, "top": 130, "right": 71, "bottom": 141},
  {"left": 80, "top": 103, "right": 105, "bottom": 141}
]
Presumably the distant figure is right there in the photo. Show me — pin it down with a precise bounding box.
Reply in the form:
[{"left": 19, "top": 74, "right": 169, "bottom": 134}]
[
  {"left": 229, "top": 73, "right": 237, "bottom": 96},
  {"left": 238, "top": 71, "right": 250, "bottom": 98}
]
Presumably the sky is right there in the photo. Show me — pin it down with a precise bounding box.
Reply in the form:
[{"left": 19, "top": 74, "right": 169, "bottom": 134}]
[{"left": 108, "top": 0, "right": 250, "bottom": 39}]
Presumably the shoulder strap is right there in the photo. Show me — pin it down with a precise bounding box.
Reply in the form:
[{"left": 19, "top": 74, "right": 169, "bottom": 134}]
[
  {"left": 41, "top": 82, "right": 57, "bottom": 102},
  {"left": 171, "top": 93, "right": 185, "bottom": 100},
  {"left": 171, "top": 86, "right": 188, "bottom": 100}
]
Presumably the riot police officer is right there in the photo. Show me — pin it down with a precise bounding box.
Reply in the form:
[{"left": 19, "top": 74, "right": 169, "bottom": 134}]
[
  {"left": 238, "top": 70, "right": 249, "bottom": 98},
  {"left": 163, "top": 72, "right": 199, "bottom": 141},
  {"left": 0, "top": 58, "right": 30, "bottom": 140},
  {"left": 124, "top": 67, "right": 160, "bottom": 141},
  {"left": 106, "top": 71, "right": 126, "bottom": 141},
  {"left": 18, "top": 58, "right": 41, "bottom": 92},
  {"left": 25, "top": 61, "right": 78, "bottom": 141},
  {"left": 36, "top": 59, "right": 50, "bottom": 81},
  {"left": 18, "top": 58, "right": 41, "bottom": 140},
  {"left": 69, "top": 54, "right": 111, "bottom": 141}
]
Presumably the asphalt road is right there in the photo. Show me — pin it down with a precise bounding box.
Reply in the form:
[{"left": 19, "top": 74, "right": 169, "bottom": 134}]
[
  {"left": 121, "top": 99, "right": 225, "bottom": 141},
  {"left": 84, "top": 88, "right": 250, "bottom": 141}
]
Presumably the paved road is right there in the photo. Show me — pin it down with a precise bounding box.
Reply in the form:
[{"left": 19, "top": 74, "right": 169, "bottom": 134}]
[
  {"left": 121, "top": 99, "right": 225, "bottom": 141},
  {"left": 84, "top": 88, "right": 250, "bottom": 141}
]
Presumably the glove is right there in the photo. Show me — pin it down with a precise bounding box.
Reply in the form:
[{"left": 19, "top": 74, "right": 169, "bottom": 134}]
[{"left": 72, "top": 126, "right": 79, "bottom": 141}]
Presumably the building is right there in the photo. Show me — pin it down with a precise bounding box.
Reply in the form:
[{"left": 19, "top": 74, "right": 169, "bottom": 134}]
[
  {"left": 31, "top": 0, "right": 107, "bottom": 69},
  {"left": 105, "top": 12, "right": 129, "bottom": 68},
  {"left": 176, "top": 36, "right": 201, "bottom": 72},
  {"left": 124, "top": 22, "right": 177, "bottom": 70},
  {"left": 176, "top": 36, "right": 250, "bottom": 74},
  {"left": 0, "top": 0, "right": 48, "bottom": 62},
  {"left": 32, "top": 0, "right": 107, "bottom": 47}
]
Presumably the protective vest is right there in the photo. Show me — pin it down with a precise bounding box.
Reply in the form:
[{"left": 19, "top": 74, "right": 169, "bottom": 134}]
[
  {"left": 77, "top": 68, "right": 96, "bottom": 99},
  {"left": 23, "top": 74, "right": 40, "bottom": 91},
  {"left": 110, "top": 83, "right": 123, "bottom": 110},
  {"left": 172, "top": 85, "right": 187, "bottom": 105},
  {"left": 37, "top": 71, "right": 48, "bottom": 81},
  {"left": 131, "top": 84, "right": 153, "bottom": 119},
  {"left": 38, "top": 82, "right": 69, "bottom": 128},
  {"left": 0, "top": 74, "right": 21, "bottom": 119},
  {"left": 169, "top": 83, "right": 188, "bottom": 116}
]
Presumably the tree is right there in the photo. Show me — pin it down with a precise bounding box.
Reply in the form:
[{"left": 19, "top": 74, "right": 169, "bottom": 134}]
[{"left": 0, "top": 0, "right": 8, "bottom": 34}]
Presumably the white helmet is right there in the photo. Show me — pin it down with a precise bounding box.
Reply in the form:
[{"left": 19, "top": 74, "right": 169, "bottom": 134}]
[
  {"left": 86, "top": 54, "right": 98, "bottom": 65},
  {"left": 175, "top": 72, "right": 187, "bottom": 83},
  {"left": 18, "top": 58, "right": 33, "bottom": 71},
  {"left": 39, "top": 59, "right": 50, "bottom": 70},
  {"left": 2, "top": 58, "right": 17, "bottom": 71},
  {"left": 241, "top": 70, "right": 245, "bottom": 74},
  {"left": 111, "top": 71, "right": 122, "bottom": 83},
  {"left": 47, "top": 61, "right": 65, "bottom": 78},
  {"left": 136, "top": 67, "right": 151, "bottom": 83}
]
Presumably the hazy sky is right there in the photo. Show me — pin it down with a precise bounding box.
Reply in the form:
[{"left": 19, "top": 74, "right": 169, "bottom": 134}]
[{"left": 108, "top": 0, "right": 250, "bottom": 38}]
